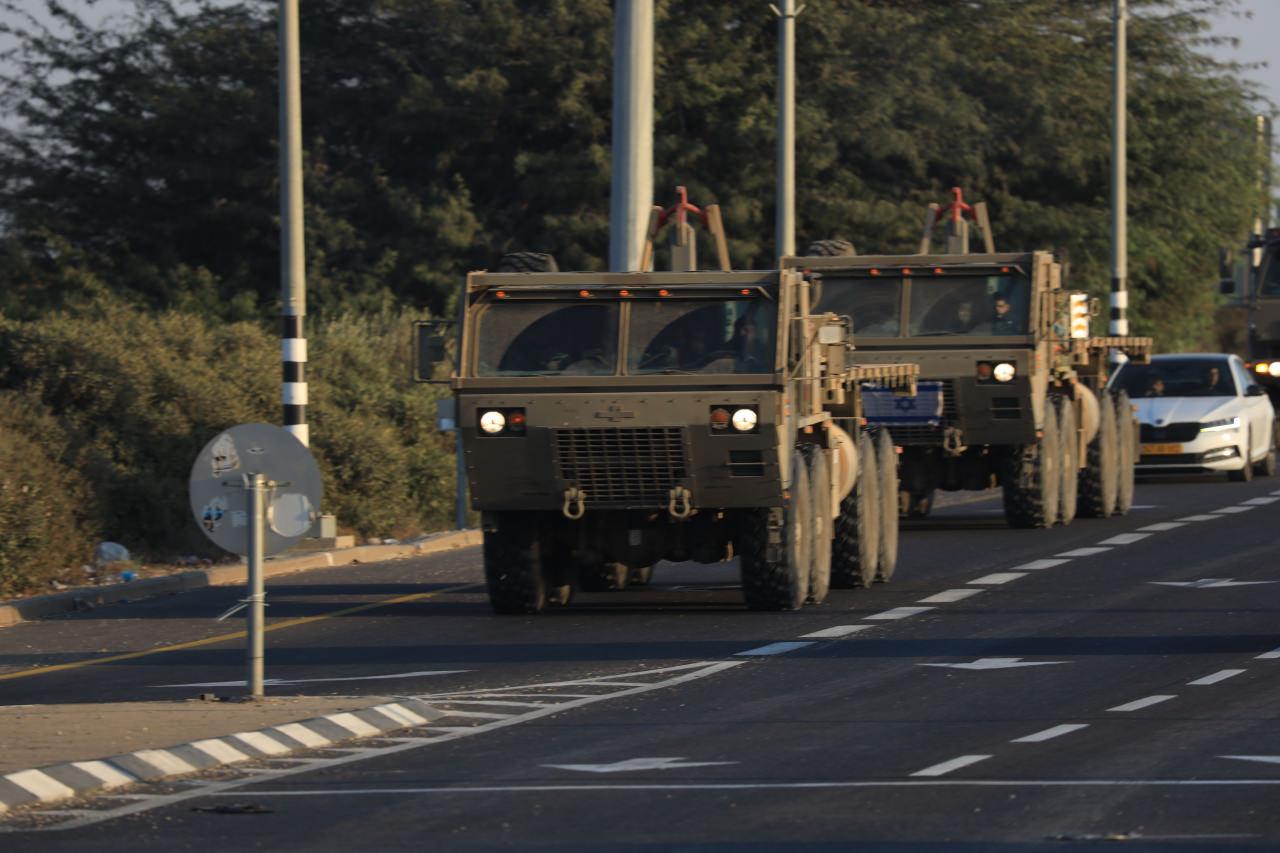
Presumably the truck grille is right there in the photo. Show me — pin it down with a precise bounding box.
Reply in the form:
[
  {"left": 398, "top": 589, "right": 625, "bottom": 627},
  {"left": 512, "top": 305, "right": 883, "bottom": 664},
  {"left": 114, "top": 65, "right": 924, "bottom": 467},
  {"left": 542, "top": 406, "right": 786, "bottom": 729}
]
[
  {"left": 553, "top": 427, "right": 688, "bottom": 505},
  {"left": 1140, "top": 423, "right": 1200, "bottom": 443}
]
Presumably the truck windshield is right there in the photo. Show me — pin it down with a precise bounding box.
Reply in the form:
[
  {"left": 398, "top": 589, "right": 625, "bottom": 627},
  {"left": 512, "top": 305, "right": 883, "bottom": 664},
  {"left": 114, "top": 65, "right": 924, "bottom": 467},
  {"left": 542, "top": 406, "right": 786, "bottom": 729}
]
[
  {"left": 474, "top": 302, "right": 619, "bottom": 376},
  {"left": 628, "top": 299, "right": 776, "bottom": 374},
  {"left": 907, "top": 274, "right": 1029, "bottom": 336},
  {"left": 815, "top": 277, "right": 901, "bottom": 337}
]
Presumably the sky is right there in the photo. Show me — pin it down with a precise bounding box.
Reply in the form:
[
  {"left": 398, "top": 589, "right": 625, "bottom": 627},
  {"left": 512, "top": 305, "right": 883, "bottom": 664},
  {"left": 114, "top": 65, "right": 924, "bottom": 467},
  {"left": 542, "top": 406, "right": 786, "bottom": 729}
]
[{"left": 1206, "top": 0, "right": 1280, "bottom": 107}]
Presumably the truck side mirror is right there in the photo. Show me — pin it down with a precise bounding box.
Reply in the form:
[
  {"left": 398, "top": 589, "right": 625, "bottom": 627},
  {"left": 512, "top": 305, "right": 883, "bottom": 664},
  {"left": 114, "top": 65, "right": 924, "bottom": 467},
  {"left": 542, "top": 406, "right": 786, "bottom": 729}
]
[
  {"left": 414, "top": 321, "right": 452, "bottom": 382},
  {"left": 1219, "top": 278, "right": 1237, "bottom": 296}
]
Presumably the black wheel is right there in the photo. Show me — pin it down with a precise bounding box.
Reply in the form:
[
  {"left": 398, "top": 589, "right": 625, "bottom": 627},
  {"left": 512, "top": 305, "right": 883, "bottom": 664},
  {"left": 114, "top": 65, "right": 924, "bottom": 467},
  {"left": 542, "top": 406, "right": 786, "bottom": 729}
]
[
  {"left": 1057, "top": 396, "right": 1078, "bottom": 526},
  {"left": 1112, "top": 390, "right": 1135, "bottom": 514},
  {"left": 832, "top": 432, "right": 880, "bottom": 588},
  {"left": 483, "top": 514, "right": 547, "bottom": 614},
  {"left": 496, "top": 252, "right": 559, "bottom": 273},
  {"left": 1229, "top": 429, "right": 1254, "bottom": 482},
  {"left": 804, "top": 239, "right": 857, "bottom": 257},
  {"left": 875, "top": 429, "right": 899, "bottom": 582},
  {"left": 579, "top": 562, "right": 629, "bottom": 592},
  {"left": 1252, "top": 424, "right": 1277, "bottom": 477},
  {"left": 740, "top": 449, "right": 810, "bottom": 611},
  {"left": 1077, "top": 390, "right": 1119, "bottom": 518},
  {"left": 1002, "top": 400, "right": 1061, "bottom": 528},
  {"left": 806, "top": 446, "right": 832, "bottom": 604},
  {"left": 628, "top": 565, "right": 654, "bottom": 586}
]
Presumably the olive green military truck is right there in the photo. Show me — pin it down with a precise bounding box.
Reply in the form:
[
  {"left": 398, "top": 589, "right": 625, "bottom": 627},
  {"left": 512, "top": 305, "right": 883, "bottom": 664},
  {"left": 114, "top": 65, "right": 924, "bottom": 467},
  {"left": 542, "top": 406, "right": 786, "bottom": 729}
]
[
  {"left": 789, "top": 192, "right": 1151, "bottom": 528},
  {"left": 416, "top": 259, "right": 916, "bottom": 613}
]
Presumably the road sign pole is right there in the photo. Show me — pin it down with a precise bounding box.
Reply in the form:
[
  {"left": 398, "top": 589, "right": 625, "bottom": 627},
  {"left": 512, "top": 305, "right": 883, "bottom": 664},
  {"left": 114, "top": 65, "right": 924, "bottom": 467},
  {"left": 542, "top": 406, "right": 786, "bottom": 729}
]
[
  {"left": 774, "top": 0, "right": 799, "bottom": 259},
  {"left": 247, "top": 472, "right": 267, "bottom": 698},
  {"left": 1109, "top": 0, "right": 1128, "bottom": 342}
]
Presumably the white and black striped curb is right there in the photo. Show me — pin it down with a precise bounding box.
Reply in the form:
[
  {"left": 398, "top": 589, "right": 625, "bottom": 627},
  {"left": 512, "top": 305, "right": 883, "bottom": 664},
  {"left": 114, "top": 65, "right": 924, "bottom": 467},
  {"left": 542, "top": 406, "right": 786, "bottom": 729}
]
[
  {"left": 0, "top": 698, "right": 448, "bottom": 815},
  {"left": 0, "top": 529, "right": 482, "bottom": 629}
]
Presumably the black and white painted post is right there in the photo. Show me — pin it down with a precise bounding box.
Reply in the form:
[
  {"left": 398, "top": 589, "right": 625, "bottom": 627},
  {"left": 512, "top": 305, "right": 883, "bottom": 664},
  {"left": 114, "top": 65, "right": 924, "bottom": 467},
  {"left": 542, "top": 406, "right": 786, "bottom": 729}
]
[
  {"left": 280, "top": 0, "right": 308, "bottom": 446},
  {"left": 609, "top": 0, "right": 654, "bottom": 272},
  {"left": 1109, "top": 0, "right": 1128, "bottom": 344}
]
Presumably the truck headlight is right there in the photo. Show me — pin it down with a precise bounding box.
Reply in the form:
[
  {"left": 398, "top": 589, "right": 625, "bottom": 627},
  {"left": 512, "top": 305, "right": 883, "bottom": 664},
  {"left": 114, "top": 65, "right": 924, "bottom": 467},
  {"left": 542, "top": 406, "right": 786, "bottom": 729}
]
[
  {"left": 731, "top": 408, "right": 758, "bottom": 432},
  {"left": 993, "top": 362, "right": 1016, "bottom": 382},
  {"left": 479, "top": 410, "right": 507, "bottom": 434},
  {"left": 1200, "top": 416, "right": 1239, "bottom": 433}
]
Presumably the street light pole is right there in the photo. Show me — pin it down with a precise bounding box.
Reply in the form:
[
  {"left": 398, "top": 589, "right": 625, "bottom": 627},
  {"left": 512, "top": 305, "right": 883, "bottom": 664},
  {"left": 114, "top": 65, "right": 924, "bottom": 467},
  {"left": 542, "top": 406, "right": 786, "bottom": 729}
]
[
  {"left": 280, "top": 0, "right": 308, "bottom": 446},
  {"left": 1109, "top": 0, "right": 1128, "bottom": 340},
  {"left": 609, "top": 0, "right": 654, "bottom": 272},
  {"left": 774, "top": 1, "right": 801, "bottom": 259}
]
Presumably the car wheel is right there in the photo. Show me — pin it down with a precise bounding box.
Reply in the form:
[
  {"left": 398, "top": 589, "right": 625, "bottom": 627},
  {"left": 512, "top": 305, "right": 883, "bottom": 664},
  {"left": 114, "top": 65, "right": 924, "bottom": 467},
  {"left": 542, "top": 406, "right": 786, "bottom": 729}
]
[
  {"left": 1228, "top": 430, "right": 1253, "bottom": 482},
  {"left": 1253, "top": 423, "right": 1278, "bottom": 477}
]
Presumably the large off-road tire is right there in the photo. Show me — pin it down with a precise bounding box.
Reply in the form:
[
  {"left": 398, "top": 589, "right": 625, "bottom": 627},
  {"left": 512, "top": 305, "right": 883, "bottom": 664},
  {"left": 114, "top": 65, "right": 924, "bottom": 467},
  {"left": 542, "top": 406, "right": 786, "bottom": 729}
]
[
  {"left": 1112, "top": 390, "right": 1136, "bottom": 514},
  {"left": 1077, "top": 390, "right": 1119, "bottom": 518},
  {"left": 875, "top": 429, "right": 900, "bottom": 582},
  {"left": 806, "top": 447, "right": 833, "bottom": 604},
  {"left": 1002, "top": 401, "right": 1061, "bottom": 528},
  {"left": 740, "top": 449, "right": 811, "bottom": 611},
  {"left": 483, "top": 514, "right": 548, "bottom": 614},
  {"left": 1056, "top": 396, "right": 1079, "bottom": 526},
  {"left": 804, "top": 239, "right": 857, "bottom": 257},
  {"left": 496, "top": 251, "right": 559, "bottom": 273},
  {"left": 579, "top": 562, "right": 629, "bottom": 592},
  {"left": 832, "top": 432, "right": 880, "bottom": 588},
  {"left": 1229, "top": 429, "right": 1255, "bottom": 482},
  {"left": 1252, "top": 423, "right": 1277, "bottom": 477}
]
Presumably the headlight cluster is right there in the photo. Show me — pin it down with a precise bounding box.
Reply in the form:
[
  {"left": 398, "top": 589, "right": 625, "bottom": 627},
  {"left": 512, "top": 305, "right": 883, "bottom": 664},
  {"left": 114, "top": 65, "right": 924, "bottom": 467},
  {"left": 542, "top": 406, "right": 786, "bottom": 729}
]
[
  {"left": 1200, "top": 417, "right": 1240, "bottom": 433},
  {"left": 710, "top": 406, "right": 759, "bottom": 433},
  {"left": 1252, "top": 361, "right": 1280, "bottom": 378},
  {"left": 976, "top": 361, "right": 1017, "bottom": 383},
  {"left": 477, "top": 408, "right": 526, "bottom": 436}
]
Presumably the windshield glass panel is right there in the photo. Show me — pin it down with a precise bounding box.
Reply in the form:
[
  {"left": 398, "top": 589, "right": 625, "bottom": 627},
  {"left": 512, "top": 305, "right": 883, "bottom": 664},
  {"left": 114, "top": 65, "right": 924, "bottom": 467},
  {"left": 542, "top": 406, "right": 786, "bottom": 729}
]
[
  {"left": 1112, "top": 359, "right": 1237, "bottom": 398},
  {"left": 628, "top": 299, "right": 776, "bottom": 374},
  {"left": 907, "top": 274, "right": 1030, "bottom": 336},
  {"left": 474, "top": 302, "right": 618, "bottom": 376},
  {"left": 814, "top": 277, "right": 901, "bottom": 337}
]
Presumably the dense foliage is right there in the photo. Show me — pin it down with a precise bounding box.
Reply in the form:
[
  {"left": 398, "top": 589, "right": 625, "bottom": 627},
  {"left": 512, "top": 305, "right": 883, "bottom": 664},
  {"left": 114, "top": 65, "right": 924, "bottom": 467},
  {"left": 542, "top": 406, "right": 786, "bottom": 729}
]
[{"left": 0, "top": 0, "right": 1269, "bottom": 589}]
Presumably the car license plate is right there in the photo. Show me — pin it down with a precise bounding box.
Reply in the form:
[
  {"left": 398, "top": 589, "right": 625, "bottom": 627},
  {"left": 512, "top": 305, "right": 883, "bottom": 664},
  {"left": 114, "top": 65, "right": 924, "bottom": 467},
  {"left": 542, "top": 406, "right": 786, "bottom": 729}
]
[{"left": 1141, "top": 443, "right": 1182, "bottom": 455}]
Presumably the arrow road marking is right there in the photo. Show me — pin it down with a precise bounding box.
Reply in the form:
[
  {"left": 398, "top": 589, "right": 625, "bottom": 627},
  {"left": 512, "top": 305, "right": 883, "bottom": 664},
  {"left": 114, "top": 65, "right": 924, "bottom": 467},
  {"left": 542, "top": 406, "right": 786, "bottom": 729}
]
[
  {"left": 1222, "top": 756, "right": 1280, "bottom": 766},
  {"left": 920, "top": 658, "right": 1068, "bottom": 671},
  {"left": 544, "top": 757, "right": 738, "bottom": 774},
  {"left": 1150, "top": 579, "right": 1276, "bottom": 589},
  {"left": 152, "top": 670, "right": 467, "bottom": 688}
]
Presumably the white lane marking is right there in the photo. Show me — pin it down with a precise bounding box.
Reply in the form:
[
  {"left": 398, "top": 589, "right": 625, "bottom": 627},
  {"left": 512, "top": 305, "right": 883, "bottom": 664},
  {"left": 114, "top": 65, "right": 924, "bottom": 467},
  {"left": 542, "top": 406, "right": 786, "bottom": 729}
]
[
  {"left": 735, "top": 642, "right": 814, "bottom": 656},
  {"left": 970, "top": 572, "right": 1026, "bottom": 585},
  {"left": 435, "top": 699, "right": 551, "bottom": 708},
  {"left": 543, "top": 757, "right": 737, "bottom": 774},
  {"left": 189, "top": 739, "right": 250, "bottom": 764},
  {"left": 1271, "top": 489, "right": 1280, "bottom": 496},
  {"left": 1256, "top": 646, "right": 1280, "bottom": 660},
  {"left": 273, "top": 723, "right": 331, "bottom": 748},
  {"left": 151, "top": 670, "right": 466, "bottom": 688},
  {"left": 1097, "top": 533, "right": 1151, "bottom": 546},
  {"left": 325, "top": 713, "right": 383, "bottom": 737},
  {"left": 800, "top": 625, "right": 871, "bottom": 639},
  {"left": 1129, "top": 505, "right": 1159, "bottom": 509},
  {"left": 1187, "top": 669, "right": 1246, "bottom": 686},
  {"left": 1108, "top": 695, "right": 1177, "bottom": 712},
  {"left": 231, "top": 731, "right": 293, "bottom": 756},
  {"left": 1011, "top": 559, "right": 1070, "bottom": 571},
  {"left": 910, "top": 754, "right": 992, "bottom": 777},
  {"left": 70, "top": 761, "right": 135, "bottom": 789},
  {"left": 1213, "top": 506, "right": 1255, "bottom": 514},
  {"left": 866, "top": 606, "right": 934, "bottom": 621},
  {"left": 1138, "top": 522, "right": 1186, "bottom": 532},
  {"left": 375, "top": 703, "right": 429, "bottom": 726},
  {"left": 1242, "top": 496, "right": 1279, "bottom": 505},
  {"left": 1151, "top": 578, "right": 1276, "bottom": 589},
  {"left": 131, "top": 750, "right": 197, "bottom": 776},
  {"left": 5, "top": 769, "right": 76, "bottom": 802},
  {"left": 1178, "top": 514, "right": 1220, "bottom": 522},
  {"left": 1222, "top": 755, "right": 1280, "bottom": 766},
  {"left": 1055, "top": 547, "right": 1111, "bottom": 558},
  {"left": 920, "top": 658, "right": 1067, "bottom": 671},
  {"left": 1011, "top": 723, "right": 1089, "bottom": 743},
  {"left": 917, "top": 588, "right": 984, "bottom": 604}
]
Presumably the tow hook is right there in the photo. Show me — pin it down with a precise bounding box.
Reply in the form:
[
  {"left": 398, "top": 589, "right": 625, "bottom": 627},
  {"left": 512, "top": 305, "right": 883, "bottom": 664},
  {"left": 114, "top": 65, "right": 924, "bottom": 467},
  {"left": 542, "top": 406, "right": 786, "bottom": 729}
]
[
  {"left": 562, "top": 486, "right": 586, "bottom": 520},
  {"left": 667, "top": 486, "right": 693, "bottom": 519}
]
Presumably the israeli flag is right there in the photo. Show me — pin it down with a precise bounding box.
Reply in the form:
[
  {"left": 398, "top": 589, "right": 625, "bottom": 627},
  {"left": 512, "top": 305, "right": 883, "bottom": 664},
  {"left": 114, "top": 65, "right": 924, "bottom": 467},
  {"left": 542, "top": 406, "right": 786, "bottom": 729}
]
[{"left": 862, "top": 381, "right": 944, "bottom": 425}]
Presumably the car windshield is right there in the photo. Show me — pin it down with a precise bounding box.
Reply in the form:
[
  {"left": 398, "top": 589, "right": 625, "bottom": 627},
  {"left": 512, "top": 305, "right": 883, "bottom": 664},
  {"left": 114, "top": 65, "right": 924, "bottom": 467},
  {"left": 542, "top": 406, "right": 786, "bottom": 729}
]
[
  {"left": 628, "top": 299, "right": 776, "bottom": 374},
  {"left": 814, "top": 276, "right": 902, "bottom": 337},
  {"left": 1112, "top": 359, "right": 1237, "bottom": 398},
  {"left": 907, "top": 274, "right": 1030, "bottom": 336},
  {"left": 474, "top": 302, "right": 619, "bottom": 376}
]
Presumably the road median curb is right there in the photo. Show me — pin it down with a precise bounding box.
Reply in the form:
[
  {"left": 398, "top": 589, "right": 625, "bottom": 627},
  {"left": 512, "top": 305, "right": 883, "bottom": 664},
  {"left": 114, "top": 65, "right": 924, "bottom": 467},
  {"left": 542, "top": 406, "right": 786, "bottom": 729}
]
[
  {"left": 0, "top": 698, "right": 448, "bottom": 816},
  {"left": 0, "top": 530, "right": 482, "bottom": 630}
]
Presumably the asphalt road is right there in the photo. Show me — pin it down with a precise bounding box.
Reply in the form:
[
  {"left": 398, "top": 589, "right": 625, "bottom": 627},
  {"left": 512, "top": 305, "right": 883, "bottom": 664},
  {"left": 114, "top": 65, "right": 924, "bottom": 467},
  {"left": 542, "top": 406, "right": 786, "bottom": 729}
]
[{"left": 3, "top": 476, "right": 1280, "bottom": 850}]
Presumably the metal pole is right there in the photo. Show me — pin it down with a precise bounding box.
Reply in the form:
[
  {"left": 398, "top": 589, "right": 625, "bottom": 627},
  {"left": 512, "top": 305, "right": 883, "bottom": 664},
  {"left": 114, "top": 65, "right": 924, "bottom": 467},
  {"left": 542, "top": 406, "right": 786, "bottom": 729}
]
[
  {"left": 775, "top": 0, "right": 798, "bottom": 259},
  {"left": 247, "top": 473, "right": 266, "bottom": 698},
  {"left": 1109, "top": 0, "right": 1128, "bottom": 339},
  {"left": 454, "top": 432, "right": 467, "bottom": 530},
  {"left": 609, "top": 0, "right": 654, "bottom": 272},
  {"left": 280, "top": 0, "right": 308, "bottom": 446}
]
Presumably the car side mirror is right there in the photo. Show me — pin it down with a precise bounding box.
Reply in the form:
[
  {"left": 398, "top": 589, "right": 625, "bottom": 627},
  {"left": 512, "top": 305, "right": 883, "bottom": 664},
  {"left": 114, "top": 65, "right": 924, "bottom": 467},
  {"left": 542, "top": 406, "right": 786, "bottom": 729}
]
[
  {"left": 414, "top": 321, "right": 452, "bottom": 383},
  {"left": 1246, "top": 385, "right": 1267, "bottom": 397},
  {"left": 1219, "top": 278, "right": 1237, "bottom": 296}
]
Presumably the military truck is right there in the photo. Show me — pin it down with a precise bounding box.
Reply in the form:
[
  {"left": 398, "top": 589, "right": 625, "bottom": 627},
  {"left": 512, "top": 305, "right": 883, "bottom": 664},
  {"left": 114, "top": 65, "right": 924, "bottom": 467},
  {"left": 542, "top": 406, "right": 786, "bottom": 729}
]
[
  {"left": 415, "top": 198, "right": 916, "bottom": 613},
  {"left": 788, "top": 191, "right": 1151, "bottom": 527},
  {"left": 1219, "top": 228, "right": 1280, "bottom": 407}
]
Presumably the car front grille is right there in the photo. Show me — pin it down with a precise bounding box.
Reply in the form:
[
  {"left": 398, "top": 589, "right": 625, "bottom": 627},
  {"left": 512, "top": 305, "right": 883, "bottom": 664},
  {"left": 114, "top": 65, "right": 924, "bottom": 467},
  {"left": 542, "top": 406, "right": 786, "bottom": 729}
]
[
  {"left": 1140, "top": 422, "right": 1201, "bottom": 443},
  {"left": 553, "top": 427, "right": 688, "bottom": 505}
]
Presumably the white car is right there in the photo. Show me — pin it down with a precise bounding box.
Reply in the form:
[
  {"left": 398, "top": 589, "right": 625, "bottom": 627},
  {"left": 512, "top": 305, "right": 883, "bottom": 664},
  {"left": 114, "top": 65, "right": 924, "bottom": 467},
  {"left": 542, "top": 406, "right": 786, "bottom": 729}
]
[{"left": 1109, "top": 353, "right": 1277, "bottom": 480}]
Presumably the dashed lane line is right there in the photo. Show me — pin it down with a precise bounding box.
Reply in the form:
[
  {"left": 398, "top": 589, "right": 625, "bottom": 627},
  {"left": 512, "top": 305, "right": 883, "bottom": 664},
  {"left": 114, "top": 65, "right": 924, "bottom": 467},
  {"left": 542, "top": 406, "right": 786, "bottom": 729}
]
[
  {"left": 1213, "top": 506, "right": 1256, "bottom": 514},
  {"left": 1108, "top": 695, "right": 1177, "bottom": 713},
  {"left": 1256, "top": 647, "right": 1280, "bottom": 660},
  {"left": 735, "top": 642, "right": 814, "bottom": 657},
  {"left": 1177, "top": 514, "right": 1220, "bottom": 522},
  {"left": 1187, "top": 669, "right": 1246, "bottom": 686},
  {"left": 1096, "top": 533, "right": 1151, "bottom": 546},
  {"left": 1010, "top": 724, "right": 1089, "bottom": 743},
  {"left": 1242, "top": 497, "right": 1279, "bottom": 505},
  {"left": 866, "top": 606, "right": 934, "bottom": 621},
  {"left": 799, "top": 625, "right": 871, "bottom": 640},
  {"left": 910, "top": 754, "right": 992, "bottom": 777},
  {"left": 917, "top": 588, "right": 984, "bottom": 604},
  {"left": 1055, "top": 547, "right": 1111, "bottom": 557},
  {"left": 1010, "top": 558, "right": 1072, "bottom": 571},
  {"left": 1138, "top": 522, "right": 1186, "bottom": 532},
  {"left": 969, "top": 573, "right": 1026, "bottom": 585}
]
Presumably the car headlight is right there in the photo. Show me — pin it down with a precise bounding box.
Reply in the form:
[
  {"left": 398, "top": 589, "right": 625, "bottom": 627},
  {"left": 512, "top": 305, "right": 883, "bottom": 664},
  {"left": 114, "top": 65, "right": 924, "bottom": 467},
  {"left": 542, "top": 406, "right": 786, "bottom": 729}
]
[
  {"left": 478, "top": 410, "right": 507, "bottom": 434},
  {"left": 731, "top": 408, "right": 758, "bottom": 432},
  {"left": 992, "top": 362, "right": 1016, "bottom": 383},
  {"left": 1200, "top": 417, "right": 1240, "bottom": 433}
]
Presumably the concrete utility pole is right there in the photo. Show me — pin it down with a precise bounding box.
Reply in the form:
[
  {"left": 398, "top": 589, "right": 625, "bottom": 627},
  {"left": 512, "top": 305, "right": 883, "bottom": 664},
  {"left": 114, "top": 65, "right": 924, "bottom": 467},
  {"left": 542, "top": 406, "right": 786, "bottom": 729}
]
[
  {"left": 280, "top": 0, "right": 308, "bottom": 446},
  {"left": 1109, "top": 0, "right": 1128, "bottom": 338},
  {"left": 609, "top": 0, "right": 654, "bottom": 272},
  {"left": 773, "top": 1, "right": 802, "bottom": 259}
]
